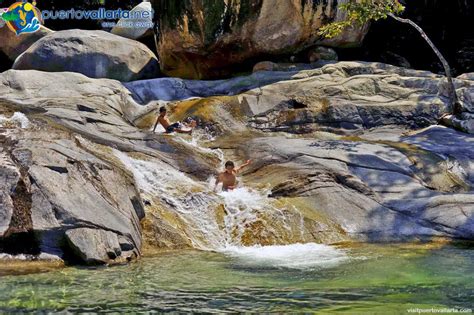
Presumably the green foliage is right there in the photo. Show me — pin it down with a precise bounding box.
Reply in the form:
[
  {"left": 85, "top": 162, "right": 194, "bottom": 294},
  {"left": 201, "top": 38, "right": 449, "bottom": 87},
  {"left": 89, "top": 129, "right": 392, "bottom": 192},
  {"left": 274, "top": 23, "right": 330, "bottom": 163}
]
[{"left": 319, "top": 0, "right": 405, "bottom": 38}]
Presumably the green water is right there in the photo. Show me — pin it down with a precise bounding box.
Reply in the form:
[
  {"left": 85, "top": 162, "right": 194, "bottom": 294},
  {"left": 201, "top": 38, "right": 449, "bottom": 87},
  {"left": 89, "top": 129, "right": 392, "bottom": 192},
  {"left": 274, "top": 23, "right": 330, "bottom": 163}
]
[{"left": 0, "top": 243, "right": 472, "bottom": 313}]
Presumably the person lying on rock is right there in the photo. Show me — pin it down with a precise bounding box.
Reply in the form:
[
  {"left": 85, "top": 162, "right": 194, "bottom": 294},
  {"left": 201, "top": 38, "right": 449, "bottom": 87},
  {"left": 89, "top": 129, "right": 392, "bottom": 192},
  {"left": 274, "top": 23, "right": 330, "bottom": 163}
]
[
  {"left": 153, "top": 106, "right": 197, "bottom": 134},
  {"left": 215, "top": 160, "right": 252, "bottom": 192}
]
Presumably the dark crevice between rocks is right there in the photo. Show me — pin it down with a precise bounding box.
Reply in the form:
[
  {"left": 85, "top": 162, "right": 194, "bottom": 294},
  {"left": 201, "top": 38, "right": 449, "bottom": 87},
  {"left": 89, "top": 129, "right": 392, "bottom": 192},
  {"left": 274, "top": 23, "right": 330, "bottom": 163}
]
[
  {"left": 77, "top": 104, "right": 97, "bottom": 113},
  {"left": 0, "top": 51, "right": 13, "bottom": 73},
  {"left": 0, "top": 136, "right": 39, "bottom": 255},
  {"left": 45, "top": 166, "right": 69, "bottom": 174},
  {"left": 0, "top": 178, "right": 39, "bottom": 255},
  {"left": 85, "top": 117, "right": 119, "bottom": 126},
  {"left": 287, "top": 99, "right": 308, "bottom": 109},
  {"left": 131, "top": 196, "right": 146, "bottom": 220}
]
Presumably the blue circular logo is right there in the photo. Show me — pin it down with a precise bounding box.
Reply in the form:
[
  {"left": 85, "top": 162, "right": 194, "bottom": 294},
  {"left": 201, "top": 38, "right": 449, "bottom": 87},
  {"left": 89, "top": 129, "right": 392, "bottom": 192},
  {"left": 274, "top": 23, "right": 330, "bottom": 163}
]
[{"left": 1, "top": 1, "right": 41, "bottom": 35}]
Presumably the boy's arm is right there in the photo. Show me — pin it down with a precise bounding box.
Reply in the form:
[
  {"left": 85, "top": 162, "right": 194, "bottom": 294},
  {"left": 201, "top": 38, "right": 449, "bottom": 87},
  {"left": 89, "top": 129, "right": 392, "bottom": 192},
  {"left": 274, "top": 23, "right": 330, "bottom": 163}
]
[
  {"left": 153, "top": 116, "right": 160, "bottom": 132},
  {"left": 235, "top": 160, "right": 252, "bottom": 173}
]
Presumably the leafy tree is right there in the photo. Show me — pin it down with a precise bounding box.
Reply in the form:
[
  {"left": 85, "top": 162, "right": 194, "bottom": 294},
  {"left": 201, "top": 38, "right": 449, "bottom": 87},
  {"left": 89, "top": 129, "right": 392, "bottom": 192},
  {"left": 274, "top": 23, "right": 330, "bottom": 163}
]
[{"left": 319, "top": 0, "right": 459, "bottom": 115}]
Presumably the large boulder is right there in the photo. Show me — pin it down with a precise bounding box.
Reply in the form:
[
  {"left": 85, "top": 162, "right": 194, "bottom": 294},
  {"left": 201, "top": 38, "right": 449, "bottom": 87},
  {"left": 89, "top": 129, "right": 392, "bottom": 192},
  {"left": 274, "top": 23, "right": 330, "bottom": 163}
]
[
  {"left": 0, "top": 25, "right": 53, "bottom": 61},
  {"left": 13, "top": 30, "right": 159, "bottom": 82},
  {"left": 152, "top": 0, "right": 368, "bottom": 79}
]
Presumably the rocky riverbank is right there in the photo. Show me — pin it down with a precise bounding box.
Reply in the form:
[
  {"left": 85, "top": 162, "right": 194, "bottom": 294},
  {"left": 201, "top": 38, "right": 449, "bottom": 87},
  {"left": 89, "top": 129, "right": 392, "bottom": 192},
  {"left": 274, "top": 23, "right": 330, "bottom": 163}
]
[
  {"left": 0, "top": 1, "right": 473, "bottom": 266},
  {"left": 1, "top": 60, "right": 473, "bottom": 265}
]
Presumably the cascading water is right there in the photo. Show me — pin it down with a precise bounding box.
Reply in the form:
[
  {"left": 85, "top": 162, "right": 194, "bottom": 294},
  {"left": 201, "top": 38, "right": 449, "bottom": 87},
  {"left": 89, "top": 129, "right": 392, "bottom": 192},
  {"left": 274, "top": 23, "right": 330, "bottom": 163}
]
[
  {"left": 115, "top": 150, "right": 227, "bottom": 250},
  {"left": 116, "top": 132, "right": 349, "bottom": 269}
]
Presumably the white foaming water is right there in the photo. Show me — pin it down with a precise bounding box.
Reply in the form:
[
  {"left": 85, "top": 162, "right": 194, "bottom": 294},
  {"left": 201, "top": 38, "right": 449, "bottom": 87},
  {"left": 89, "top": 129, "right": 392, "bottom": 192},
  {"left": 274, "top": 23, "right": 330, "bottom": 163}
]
[
  {"left": 0, "top": 112, "right": 30, "bottom": 129},
  {"left": 222, "top": 243, "right": 349, "bottom": 270},
  {"left": 175, "top": 130, "right": 225, "bottom": 168},
  {"left": 217, "top": 187, "right": 278, "bottom": 245},
  {"left": 115, "top": 150, "right": 227, "bottom": 250}
]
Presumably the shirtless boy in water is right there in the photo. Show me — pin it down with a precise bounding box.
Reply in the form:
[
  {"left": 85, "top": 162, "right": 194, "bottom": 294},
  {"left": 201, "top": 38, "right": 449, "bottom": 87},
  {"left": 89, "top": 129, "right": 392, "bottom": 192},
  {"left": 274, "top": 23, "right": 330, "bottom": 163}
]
[
  {"left": 215, "top": 160, "right": 252, "bottom": 191},
  {"left": 153, "top": 106, "right": 197, "bottom": 134}
]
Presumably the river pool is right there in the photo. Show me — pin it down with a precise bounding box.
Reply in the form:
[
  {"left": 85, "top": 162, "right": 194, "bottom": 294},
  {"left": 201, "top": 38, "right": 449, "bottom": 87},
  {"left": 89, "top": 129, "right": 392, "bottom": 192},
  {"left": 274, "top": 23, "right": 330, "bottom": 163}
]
[{"left": 0, "top": 243, "right": 472, "bottom": 313}]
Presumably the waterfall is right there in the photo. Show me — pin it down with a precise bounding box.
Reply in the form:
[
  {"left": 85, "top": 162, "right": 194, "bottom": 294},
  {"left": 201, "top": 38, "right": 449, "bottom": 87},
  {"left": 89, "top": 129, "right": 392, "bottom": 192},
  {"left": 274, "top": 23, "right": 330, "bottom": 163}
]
[{"left": 115, "top": 132, "right": 349, "bottom": 268}]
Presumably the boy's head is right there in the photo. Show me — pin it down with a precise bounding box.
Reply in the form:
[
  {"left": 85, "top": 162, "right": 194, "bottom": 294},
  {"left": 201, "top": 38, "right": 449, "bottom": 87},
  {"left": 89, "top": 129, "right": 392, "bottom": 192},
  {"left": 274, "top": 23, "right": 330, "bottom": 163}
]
[
  {"left": 159, "top": 106, "right": 167, "bottom": 115},
  {"left": 224, "top": 161, "right": 235, "bottom": 172}
]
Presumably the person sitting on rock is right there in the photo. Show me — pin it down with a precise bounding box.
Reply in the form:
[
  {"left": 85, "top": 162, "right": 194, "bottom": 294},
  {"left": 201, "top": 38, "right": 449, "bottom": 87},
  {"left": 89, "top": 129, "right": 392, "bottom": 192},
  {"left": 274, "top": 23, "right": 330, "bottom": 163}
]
[
  {"left": 153, "top": 106, "right": 197, "bottom": 134},
  {"left": 214, "top": 160, "right": 252, "bottom": 192}
]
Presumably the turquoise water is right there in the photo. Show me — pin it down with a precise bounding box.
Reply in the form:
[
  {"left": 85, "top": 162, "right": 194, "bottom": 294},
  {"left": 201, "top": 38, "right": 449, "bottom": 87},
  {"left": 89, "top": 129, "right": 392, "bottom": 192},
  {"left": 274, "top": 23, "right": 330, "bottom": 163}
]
[{"left": 0, "top": 243, "right": 472, "bottom": 313}]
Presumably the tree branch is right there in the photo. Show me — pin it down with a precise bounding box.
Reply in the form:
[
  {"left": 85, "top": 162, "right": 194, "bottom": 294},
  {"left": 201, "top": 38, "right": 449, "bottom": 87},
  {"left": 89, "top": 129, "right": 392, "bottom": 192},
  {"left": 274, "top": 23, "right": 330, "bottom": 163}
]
[{"left": 387, "top": 13, "right": 458, "bottom": 114}]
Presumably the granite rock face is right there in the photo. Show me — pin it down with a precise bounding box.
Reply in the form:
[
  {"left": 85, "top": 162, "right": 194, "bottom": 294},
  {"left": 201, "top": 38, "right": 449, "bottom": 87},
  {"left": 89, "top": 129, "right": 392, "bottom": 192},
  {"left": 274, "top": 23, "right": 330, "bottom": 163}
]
[
  {"left": 0, "top": 70, "right": 151, "bottom": 264},
  {"left": 152, "top": 0, "right": 368, "bottom": 79},
  {"left": 152, "top": 61, "right": 474, "bottom": 242},
  {"left": 0, "top": 69, "right": 223, "bottom": 262},
  {"left": 235, "top": 128, "right": 473, "bottom": 241},
  {"left": 127, "top": 61, "right": 473, "bottom": 135}
]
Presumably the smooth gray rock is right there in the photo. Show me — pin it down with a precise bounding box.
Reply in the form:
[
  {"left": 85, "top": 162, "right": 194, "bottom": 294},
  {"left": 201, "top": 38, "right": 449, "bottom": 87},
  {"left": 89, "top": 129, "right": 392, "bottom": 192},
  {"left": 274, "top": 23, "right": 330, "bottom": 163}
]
[
  {"left": 0, "top": 151, "right": 19, "bottom": 237},
  {"left": 0, "top": 70, "right": 151, "bottom": 263},
  {"left": 1, "top": 61, "right": 473, "bottom": 259},
  {"left": 127, "top": 61, "right": 455, "bottom": 132},
  {"left": 237, "top": 128, "right": 474, "bottom": 241},
  {"left": 401, "top": 126, "right": 474, "bottom": 181},
  {"left": 13, "top": 30, "right": 159, "bottom": 82},
  {"left": 0, "top": 69, "right": 223, "bottom": 260},
  {"left": 123, "top": 66, "right": 327, "bottom": 104}
]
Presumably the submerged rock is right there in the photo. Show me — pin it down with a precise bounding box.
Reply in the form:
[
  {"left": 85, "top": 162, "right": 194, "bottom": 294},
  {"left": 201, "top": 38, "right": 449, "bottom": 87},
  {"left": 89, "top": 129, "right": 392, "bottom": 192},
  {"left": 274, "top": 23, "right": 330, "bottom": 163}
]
[
  {"left": 13, "top": 30, "right": 159, "bottom": 82},
  {"left": 152, "top": 0, "right": 368, "bottom": 79}
]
